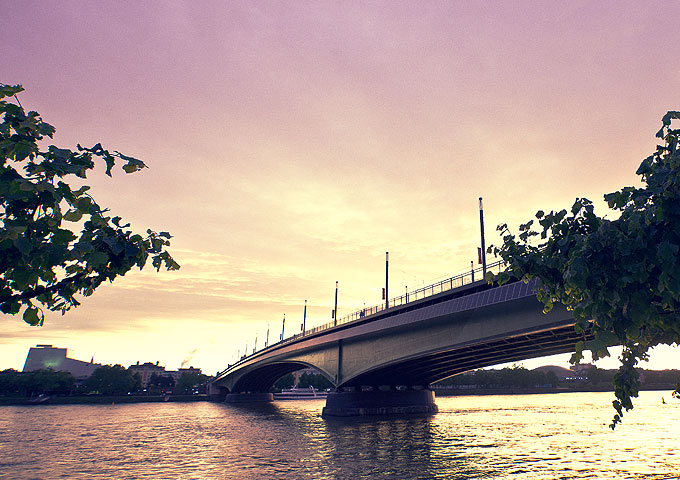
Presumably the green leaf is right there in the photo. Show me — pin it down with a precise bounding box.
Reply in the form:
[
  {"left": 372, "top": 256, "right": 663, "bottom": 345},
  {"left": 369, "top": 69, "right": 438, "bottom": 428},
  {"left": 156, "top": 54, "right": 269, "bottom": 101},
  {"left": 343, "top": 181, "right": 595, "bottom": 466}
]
[
  {"left": 87, "top": 252, "right": 109, "bottom": 267},
  {"left": 1, "top": 85, "right": 177, "bottom": 327},
  {"left": 23, "top": 306, "right": 43, "bottom": 326},
  {"left": 63, "top": 210, "right": 83, "bottom": 222},
  {"left": 122, "top": 163, "right": 142, "bottom": 173}
]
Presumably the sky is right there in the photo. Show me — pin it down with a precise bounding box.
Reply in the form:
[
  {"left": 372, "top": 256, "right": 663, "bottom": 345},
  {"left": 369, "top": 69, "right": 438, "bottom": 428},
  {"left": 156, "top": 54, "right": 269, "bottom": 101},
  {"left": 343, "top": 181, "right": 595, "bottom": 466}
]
[{"left": 2, "top": 1, "right": 679, "bottom": 375}]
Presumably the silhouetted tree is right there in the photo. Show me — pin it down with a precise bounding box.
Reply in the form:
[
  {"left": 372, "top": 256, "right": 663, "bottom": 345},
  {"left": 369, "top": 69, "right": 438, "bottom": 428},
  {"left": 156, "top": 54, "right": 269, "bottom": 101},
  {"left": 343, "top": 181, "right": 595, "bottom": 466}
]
[
  {"left": 84, "top": 365, "right": 140, "bottom": 395},
  {"left": 491, "top": 112, "right": 680, "bottom": 428},
  {"left": 0, "top": 83, "right": 178, "bottom": 326}
]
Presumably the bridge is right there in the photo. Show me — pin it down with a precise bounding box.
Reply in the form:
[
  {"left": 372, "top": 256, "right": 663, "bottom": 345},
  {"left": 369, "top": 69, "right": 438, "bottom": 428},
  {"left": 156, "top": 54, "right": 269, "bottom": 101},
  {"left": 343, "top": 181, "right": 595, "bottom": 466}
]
[{"left": 210, "top": 261, "right": 591, "bottom": 416}]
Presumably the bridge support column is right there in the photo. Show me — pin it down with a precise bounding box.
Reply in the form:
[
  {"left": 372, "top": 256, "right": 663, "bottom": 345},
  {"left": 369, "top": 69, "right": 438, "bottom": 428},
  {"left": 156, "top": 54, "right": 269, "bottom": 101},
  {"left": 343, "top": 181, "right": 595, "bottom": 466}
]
[
  {"left": 321, "top": 389, "right": 438, "bottom": 417},
  {"left": 208, "top": 383, "right": 228, "bottom": 402},
  {"left": 224, "top": 393, "right": 274, "bottom": 403}
]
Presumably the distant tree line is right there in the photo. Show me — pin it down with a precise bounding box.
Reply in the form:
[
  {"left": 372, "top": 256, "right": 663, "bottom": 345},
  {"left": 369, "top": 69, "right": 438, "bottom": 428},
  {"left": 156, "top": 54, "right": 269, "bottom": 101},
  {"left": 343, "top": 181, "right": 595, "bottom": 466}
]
[
  {"left": 433, "top": 366, "right": 680, "bottom": 390},
  {"left": 0, "top": 365, "right": 210, "bottom": 397},
  {"left": 84, "top": 365, "right": 141, "bottom": 395},
  {"left": 0, "top": 369, "right": 75, "bottom": 396},
  {"left": 273, "top": 371, "right": 333, "bottom": 392},
  {"left": 434, "top": 365, "right": 560, "bottom": 389}
]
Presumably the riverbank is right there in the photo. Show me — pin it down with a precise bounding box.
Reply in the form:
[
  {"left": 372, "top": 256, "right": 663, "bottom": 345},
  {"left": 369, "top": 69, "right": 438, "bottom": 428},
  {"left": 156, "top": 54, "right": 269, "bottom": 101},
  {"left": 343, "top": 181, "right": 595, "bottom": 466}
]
[
  {"left": 0, "top": 394, "right": 210, "bottom": 406},
  {"left": 2, "top": 385, "right": 676, "bottom": 406},
  {"left": 433, "top": 384, "right": 678, "bottom": 396}
]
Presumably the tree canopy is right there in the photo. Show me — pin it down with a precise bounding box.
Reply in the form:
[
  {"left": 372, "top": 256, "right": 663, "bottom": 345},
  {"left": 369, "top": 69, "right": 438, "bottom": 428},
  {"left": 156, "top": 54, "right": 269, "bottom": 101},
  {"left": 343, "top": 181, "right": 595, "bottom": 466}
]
[
  {"left": 0, "top": 368, "right": 75, "bottom": 397},
  {"left": 175, "top": 371, "right": 209, "bottom": 394},
  {"left": 84, "top": 365, "right": 141, "bottom": 395},
  {"left": 490, "top": 111, "right": 680, "bottom": 428},
  {"left": 0, "top": 84, "right": 179, "bottom": 325}
]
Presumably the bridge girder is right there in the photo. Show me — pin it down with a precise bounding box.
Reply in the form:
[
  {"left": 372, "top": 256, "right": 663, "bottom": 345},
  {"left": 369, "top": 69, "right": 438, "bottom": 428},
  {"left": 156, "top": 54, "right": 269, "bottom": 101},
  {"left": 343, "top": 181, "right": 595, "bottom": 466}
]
[{"left": 213, "top": 280, "right": 588, "bottom": 394}]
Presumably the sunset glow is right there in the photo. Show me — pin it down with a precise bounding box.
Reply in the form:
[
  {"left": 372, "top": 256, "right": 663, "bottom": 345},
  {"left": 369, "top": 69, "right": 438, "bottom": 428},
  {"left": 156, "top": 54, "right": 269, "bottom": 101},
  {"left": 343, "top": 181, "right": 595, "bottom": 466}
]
[{"left": 2, "top": 1, "right": 679, "bottom": 374}]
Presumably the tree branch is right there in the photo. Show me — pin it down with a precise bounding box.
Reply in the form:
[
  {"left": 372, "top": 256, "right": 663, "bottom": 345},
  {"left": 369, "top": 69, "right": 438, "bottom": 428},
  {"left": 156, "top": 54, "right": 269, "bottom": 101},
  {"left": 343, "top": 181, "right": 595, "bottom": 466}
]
[{"left": 0, "top": 272, "right": 86, "bottom": 304}]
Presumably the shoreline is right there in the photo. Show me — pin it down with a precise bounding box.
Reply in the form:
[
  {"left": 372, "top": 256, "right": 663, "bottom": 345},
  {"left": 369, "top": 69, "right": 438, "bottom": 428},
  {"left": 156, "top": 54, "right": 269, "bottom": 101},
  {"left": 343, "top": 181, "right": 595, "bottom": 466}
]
[
  {"left": 1, "top": 385, "right": 677, "bottom": 406},
  {"left": 0, "top": 394, "right": 210, "bottom": 406},
  {"left": 433, "top": 384, "right": 677, "bottom": 396}
]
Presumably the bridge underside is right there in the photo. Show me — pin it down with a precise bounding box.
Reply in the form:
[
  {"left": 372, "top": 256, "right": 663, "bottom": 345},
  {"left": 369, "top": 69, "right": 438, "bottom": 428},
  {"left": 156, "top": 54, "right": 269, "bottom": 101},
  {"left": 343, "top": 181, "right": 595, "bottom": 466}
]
[
  {"left": 231, "top": 362, "right": 308, "bottom": 393},
  {"left": 224, "top": 323, "right": 592, "bottom": 394},
  {"left": 213, "top": 280, "right": 592, "bottom": 412},
  {"left": 342, "top": 324, "right": 593, "bottom": 388}
]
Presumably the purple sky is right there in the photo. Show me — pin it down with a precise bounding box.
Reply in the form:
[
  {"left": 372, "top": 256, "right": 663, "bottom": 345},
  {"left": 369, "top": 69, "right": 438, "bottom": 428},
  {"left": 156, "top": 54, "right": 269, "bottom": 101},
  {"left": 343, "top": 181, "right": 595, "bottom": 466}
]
[{"left": 2, "top": 1, "right": 679, "bottom": 373}]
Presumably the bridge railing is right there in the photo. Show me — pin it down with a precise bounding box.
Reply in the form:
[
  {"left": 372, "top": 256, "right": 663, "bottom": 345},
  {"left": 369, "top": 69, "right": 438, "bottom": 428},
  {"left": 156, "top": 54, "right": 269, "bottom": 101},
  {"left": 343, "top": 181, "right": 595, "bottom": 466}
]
[
  {"left": 215, "top": 260, "right": 507, "bottom": 378},
  {"left": 342, "top": 259, "right": 506, "bottom": 322}
]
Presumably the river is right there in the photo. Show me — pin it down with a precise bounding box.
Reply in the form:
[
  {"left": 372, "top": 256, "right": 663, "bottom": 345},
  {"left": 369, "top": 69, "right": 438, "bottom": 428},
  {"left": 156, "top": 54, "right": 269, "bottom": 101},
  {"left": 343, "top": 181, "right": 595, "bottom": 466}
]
[{"left": 1, "top": 391, "right": 678, "bottom": 479}]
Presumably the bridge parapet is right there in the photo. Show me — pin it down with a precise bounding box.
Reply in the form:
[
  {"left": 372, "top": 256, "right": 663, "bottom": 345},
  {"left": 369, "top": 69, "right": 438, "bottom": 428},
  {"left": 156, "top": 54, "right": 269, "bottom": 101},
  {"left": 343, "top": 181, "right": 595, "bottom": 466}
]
[{"left": 216, "top": 260, "right": 507, "bottom": 378}]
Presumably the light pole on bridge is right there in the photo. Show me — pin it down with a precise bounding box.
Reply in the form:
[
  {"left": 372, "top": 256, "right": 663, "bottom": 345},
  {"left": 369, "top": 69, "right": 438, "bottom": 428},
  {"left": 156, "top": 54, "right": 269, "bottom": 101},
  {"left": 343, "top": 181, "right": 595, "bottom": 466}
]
[
  {"left": 385, "top": 251, "right": 389, "bottom": 309},
  {"left": 333, "top": 281, "right": 338, "bottom": 326},
  {"left": 302, "top": 299, "right": 307, "bottom": 333},
  {"left": 479, "top": 196, "right": 487, "bottom": 278}
]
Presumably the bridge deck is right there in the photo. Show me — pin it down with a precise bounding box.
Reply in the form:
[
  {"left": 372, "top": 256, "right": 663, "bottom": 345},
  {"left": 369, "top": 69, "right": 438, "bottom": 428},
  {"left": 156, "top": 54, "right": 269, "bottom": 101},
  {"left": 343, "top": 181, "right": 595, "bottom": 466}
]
[{"left": 216, "top": 261, "right": 506, "bottom": 380}]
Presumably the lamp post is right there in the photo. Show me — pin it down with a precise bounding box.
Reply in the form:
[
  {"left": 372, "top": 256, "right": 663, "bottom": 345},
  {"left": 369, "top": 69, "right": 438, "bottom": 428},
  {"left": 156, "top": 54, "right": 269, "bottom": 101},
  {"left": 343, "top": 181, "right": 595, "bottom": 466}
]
[
  {"left": 385, "top": 251, "right": 389, "bottom": 309},
  {"left": 479, "top": 197, "right": 487, "bottom": 278},
  {"left": 265, "top": 325, "right": 269, "bottom": 348},
  {"left": 333, "top": 282, "right": 338, "bottom": 326},
  {"left": 302, "top": 299, "right": 307, "bottom": 334},
  {"left": 280, "top": 314, "right": 285, "bottom": 341}
]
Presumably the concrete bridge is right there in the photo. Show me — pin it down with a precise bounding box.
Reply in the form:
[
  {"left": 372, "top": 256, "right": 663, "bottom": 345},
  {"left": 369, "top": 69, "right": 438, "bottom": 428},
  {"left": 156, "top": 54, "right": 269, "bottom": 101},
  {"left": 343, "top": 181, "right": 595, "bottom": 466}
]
[{"left": 211, "top": 264, "right": 590, "bottom": 416}]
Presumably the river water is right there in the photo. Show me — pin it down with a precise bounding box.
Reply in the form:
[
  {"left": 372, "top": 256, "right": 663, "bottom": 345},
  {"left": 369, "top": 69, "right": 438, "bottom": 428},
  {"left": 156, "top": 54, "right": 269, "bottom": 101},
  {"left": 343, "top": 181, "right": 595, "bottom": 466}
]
[{"left": 1, "top": 391, "right": 678, "bottom": 479}]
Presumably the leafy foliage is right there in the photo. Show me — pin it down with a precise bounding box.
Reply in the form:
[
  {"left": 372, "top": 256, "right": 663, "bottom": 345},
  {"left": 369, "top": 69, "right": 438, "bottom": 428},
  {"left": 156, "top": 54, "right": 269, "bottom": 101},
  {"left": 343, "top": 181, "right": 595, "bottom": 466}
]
[
  {"left": 0, "top": 368, "right": 75, "bottom": 396},
  {"left": 273, "top": 373, "right": 295, "bottom": 391},
  {"left": 297, "top": 372, "right": 333, "bottom": 390},
  {"left": 0, "top": 84, "right": 179, "bottom": 325},
  {"left": 175, "top": 371, "right": 209, "bottom": 394},
  {"left": 272, "top": 371, "right": 333, "bottom": 391},
  {"left": 147, "top": 372, "right": 175, "bottom": 390},
  {"left": 84, "top": 365, "right": 141, "bottom": 395},
  {"left": 435, "top": 366, "right": 559, "bottom": 389},
  {"left": 489, "top": 112, "right": 680, "bottom": 429}
]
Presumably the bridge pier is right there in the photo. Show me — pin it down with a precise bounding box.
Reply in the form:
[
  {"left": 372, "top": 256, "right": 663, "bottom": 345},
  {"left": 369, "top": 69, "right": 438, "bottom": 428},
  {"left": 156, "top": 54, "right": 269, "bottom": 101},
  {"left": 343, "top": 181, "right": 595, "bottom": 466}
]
[
  {"left": 224, "top": 393, "right": 274, "bottom": 403},
  {"left": 321, "top": 389, "right": 438, "bottom": 417}
]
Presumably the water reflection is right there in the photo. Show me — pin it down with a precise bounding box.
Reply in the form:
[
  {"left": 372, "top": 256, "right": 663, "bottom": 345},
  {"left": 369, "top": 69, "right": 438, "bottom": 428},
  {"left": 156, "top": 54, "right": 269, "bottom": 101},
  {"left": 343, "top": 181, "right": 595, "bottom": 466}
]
[
  {"left": 0, "top": 392, "right": 678, "bottom": 479},
  {"left": 223, "top": 401, "right": 493, "bottom": 479}
]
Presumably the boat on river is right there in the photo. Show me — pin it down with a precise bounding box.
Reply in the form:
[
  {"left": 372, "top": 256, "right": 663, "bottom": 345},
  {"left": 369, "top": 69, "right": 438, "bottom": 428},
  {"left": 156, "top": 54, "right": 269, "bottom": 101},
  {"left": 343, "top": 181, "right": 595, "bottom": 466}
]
[{"left": 273, "top": 386, "right": 327, "bottom": 400}]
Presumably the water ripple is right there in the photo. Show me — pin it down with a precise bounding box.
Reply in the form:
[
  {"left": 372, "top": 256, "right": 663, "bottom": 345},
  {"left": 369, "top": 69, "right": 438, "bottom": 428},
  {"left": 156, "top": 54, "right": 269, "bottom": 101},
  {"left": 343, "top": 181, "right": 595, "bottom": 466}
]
[{"left": 0, "top": 391, "right": 678, "bottom": 479}]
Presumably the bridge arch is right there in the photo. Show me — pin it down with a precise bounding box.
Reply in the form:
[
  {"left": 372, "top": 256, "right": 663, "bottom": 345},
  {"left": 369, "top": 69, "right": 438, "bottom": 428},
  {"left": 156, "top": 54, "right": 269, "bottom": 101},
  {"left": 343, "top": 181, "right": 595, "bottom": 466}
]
[
  {"left": 212, "top": 279, "right": 593, "bottom": 414},
  {"left": 228, "top": 361, "right": 335, "bottom": 394},
  {"left": 335, "top": 323, "right": 588, "bottom": 389}
]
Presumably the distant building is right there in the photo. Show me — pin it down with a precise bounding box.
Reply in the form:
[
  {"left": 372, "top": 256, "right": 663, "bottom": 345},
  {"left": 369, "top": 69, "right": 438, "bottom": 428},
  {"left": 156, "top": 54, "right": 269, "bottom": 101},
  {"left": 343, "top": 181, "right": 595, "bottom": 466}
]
[
  {"left": 570, "top": 363, "right": 596, "bottom": 380},
  {"left": 128, "top": 361, "right": 202, "bottom": 387},
  {"left": 128, "top": 361, "right": 167, "bottom": 387},
  {"left": 570, "top": 363, "right": 596, "bottom": 374},
  {"left": 170, "top": 367, "right": 202, "bottom": 382},
  {"left": 23, "top": 344, "right": 100, "bottom": 380}
]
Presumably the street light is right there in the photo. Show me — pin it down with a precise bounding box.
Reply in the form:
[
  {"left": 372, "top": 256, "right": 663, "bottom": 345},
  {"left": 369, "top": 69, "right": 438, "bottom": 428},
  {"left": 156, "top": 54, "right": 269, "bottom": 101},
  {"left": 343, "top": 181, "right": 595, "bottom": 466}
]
[
  {"left": 333, "top": 282, "right": 338, "bottom": 326},
  {"left": 385, "top": 251, "right": 389, "bottom": 309},
  {"left": 479, "top": 197, "right": 487, "bottom": 278},
  {"left": 302, "top": 299, "right": 307, "bottom": 334}
]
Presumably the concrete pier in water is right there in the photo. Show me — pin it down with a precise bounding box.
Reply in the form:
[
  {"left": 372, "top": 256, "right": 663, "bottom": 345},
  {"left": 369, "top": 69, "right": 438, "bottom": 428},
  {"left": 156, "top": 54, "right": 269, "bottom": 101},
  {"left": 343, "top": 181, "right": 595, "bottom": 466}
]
[
  {"left": 321, "top": 389, "right": 438, "bottom": 417},
  {"left": 224, "top": 393, "right": 274, "bottom": 403}
]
